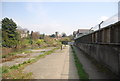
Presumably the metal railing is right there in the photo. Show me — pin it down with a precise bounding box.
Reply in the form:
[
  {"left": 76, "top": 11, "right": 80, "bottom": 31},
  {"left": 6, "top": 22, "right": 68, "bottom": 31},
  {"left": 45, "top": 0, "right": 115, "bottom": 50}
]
[
  {"left": 90, "top": 13, "right": 118, "bottom": 32},
  {"left": 75, "top": 14, "right": 119, "bottom": 39}
]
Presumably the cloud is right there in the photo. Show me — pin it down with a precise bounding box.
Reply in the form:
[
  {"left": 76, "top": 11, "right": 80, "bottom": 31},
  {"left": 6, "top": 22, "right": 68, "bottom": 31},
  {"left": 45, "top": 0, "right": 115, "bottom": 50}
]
[{"left": 99, "top": 16, "right": 109, "bottom": 21}]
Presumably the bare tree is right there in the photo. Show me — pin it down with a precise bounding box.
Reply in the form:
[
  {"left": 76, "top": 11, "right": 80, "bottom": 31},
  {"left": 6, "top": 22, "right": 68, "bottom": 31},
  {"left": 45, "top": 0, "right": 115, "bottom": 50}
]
[{"left": 30, "top": 31, "right": 40, "bottom": 40}]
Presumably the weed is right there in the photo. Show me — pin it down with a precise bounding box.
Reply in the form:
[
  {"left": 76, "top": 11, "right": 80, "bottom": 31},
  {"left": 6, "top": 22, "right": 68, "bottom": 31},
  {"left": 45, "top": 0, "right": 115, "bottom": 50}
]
[
  {"left": 22, "top": 61, "right": 27, "bottom": 64},
  {"left": 2, "top": 50, "right": 33, "bottom": 59},
  {"left": 10, "top": 65, "right": 19, "bottom": 69},
  {"left": 2, "top": 55, "right": 7, "bottom": 58},
  {"left": 24, "top": 51, "right": 33, "bottom": 54},
  {"left": 2, "top": 69, "right": 33, "bottom": 79},
  {"left": 1, "top": 66, "right": 10, "bottom": 73},
  {"left": 71, "top": 45, "right": 89, "bottom": 80}
]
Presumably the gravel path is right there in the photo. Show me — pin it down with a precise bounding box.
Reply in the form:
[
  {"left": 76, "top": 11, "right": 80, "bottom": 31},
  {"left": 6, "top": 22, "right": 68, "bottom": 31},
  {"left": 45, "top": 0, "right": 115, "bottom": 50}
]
[{"left": 23, "top": 45, "right": 79, "bottom": 79}]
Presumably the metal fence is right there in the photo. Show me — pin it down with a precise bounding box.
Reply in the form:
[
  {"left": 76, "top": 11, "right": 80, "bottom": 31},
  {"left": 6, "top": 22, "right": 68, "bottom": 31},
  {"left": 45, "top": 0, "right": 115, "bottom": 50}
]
[
  {"left": 91, "top": 13, "right": 118, "bottom": 32},
  {"left": 75, "top": 13, "right": 120, "bottom": 44},
  {"left": 74, "top": 13, "right": 119, "bottom": 40}
]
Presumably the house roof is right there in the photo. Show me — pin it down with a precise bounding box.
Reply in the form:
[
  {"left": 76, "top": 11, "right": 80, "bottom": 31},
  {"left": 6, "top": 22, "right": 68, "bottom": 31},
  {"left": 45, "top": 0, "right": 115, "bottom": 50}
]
[{"left": 77, "top": 29, "right": 90, "bottom": 34}]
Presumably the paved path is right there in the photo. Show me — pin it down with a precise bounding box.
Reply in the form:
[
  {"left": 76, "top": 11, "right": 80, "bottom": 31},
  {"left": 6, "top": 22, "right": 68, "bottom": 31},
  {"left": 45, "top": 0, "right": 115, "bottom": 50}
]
[
  {"left": 23, "top": 45, "right": 79, "bottom": 79},
  {"left": 73, "top": 46, "right": 113, "bottom": 79}
]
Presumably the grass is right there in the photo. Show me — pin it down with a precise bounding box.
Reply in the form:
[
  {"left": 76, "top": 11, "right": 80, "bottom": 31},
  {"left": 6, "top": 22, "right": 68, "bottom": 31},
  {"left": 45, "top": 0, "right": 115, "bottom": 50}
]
[
  {"left": 2, "top": 68, "right": 33, "bottom": 79},
  {"left": 34, "top": 46, "right": 47, "bottom": 49},
  {"left": 35, "top": 47, "right": 59, "bottom": 61},
  {"left": 71, "top": 45, "right": 89, "bottom": 80},
  {"left": 0, "top": 66, "right": 10, "bottom": 74},
  {"left": 1, "top": 47, "right": 59, "bottom": 79}
]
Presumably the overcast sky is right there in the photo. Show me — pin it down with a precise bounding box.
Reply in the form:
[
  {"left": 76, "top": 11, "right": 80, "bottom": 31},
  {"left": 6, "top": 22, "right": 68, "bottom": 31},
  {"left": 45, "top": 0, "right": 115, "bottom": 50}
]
[{"left": 2, "top": 0, "right": 119, "bottom": 35}]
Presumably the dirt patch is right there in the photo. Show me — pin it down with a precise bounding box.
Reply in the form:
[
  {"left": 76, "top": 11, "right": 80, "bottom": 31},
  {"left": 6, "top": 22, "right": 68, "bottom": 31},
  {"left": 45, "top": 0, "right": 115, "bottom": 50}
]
[
  {"left": 1, "top": 54, "right": 28, "bottom": 63},
  {"left": 2, "top": 48, "right": 14, "bottom": 56}
]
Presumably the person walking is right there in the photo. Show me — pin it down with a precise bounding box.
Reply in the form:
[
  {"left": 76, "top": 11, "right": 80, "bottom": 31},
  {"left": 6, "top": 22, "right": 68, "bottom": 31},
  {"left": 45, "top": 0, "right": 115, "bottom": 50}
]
[{"left": 61, "top": 45, "right": 63, "bottom": 50}]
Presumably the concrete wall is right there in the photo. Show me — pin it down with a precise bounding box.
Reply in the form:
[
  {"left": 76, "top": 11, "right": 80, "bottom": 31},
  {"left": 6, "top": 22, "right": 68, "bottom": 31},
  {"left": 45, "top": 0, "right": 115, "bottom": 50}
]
[
  {"left": 75, "top": 21, "right": 120, "bottom": 44},
  {"left": 76, "top": 43, "right": 119, "bottom": 75},
  {"left": 74, "top": 21, "right": 120, "bottom": 76}
]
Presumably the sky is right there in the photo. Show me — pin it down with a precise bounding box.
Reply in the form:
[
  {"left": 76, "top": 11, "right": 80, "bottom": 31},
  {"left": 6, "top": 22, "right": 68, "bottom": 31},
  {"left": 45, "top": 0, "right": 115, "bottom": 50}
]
[{"left": 1, "top": 1, "right": 119, "bottom": 35}]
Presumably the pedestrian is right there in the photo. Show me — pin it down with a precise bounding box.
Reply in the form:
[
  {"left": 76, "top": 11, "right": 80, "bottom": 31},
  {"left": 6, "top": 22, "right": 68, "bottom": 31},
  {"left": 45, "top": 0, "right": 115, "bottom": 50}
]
[{"left": 61, "top": 45, "right": 63, "bottom": 50}]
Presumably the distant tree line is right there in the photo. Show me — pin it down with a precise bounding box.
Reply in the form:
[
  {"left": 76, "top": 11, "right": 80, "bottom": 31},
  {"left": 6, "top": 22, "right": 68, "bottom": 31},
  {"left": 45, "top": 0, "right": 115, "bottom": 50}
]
[
  {"left": 1, "top": 17, "right": 42, "bottom": 48},
  {"left": 1, "top": 17, "right": 73, "bottom": 49}
]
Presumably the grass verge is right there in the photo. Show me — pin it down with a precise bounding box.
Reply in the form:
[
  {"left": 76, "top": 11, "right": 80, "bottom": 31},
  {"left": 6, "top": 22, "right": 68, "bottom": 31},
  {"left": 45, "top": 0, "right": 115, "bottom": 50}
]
[
  {"left": 71, "top": 45, "right": 89, "bottom": 80},
  {"left": 1, "top": 47, "right": 59, "bottom": 79}
]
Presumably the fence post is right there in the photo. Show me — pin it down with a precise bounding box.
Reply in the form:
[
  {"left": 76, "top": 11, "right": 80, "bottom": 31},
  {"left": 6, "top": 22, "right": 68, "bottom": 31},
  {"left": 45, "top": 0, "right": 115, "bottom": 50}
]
[{"left": 98, "top": 21, "right": 104, "bottom": 43}]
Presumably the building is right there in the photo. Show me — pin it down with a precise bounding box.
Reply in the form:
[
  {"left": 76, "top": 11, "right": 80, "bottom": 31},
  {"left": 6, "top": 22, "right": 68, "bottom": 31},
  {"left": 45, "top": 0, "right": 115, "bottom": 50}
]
[
  {"left": 73, "top": 29, "right": 94, "bottom": 39},
  {"left": 20, "top": 32, "right": 28, "bottom": 38},
  {"left": 77, "top": 29, "right": 90, "bottom": 37},
  {"left": 77, "top": 29, "right": 89, "bottom": 36},
  {"left": 17, "top": 28, "right": 29, "bottom": 38}
]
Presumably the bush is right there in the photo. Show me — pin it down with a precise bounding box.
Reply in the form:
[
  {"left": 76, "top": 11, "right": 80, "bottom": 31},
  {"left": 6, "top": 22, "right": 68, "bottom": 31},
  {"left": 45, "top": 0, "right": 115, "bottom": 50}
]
[{"left": 36, "top": 39, "right": 44, "bottom": 48}]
